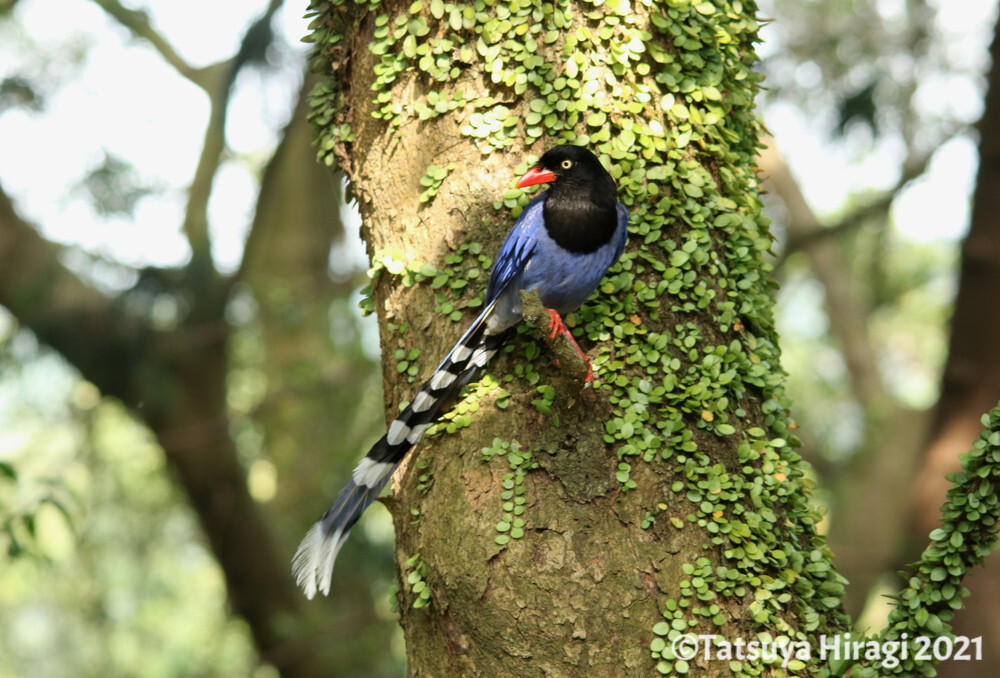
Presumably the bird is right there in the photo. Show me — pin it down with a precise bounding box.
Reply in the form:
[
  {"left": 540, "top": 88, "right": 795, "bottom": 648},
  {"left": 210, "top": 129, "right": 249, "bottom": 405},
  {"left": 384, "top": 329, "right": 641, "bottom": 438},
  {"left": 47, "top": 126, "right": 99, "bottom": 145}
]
[{"left": 292, "top": 145, "right": 629, "bottom": 598}]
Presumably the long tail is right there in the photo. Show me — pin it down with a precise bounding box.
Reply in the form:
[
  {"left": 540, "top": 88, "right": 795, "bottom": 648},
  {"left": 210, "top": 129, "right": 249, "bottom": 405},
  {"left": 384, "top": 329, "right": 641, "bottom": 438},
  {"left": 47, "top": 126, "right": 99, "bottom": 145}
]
[{"left": 292, "top": 305, "right": 508, "bottom": 598}]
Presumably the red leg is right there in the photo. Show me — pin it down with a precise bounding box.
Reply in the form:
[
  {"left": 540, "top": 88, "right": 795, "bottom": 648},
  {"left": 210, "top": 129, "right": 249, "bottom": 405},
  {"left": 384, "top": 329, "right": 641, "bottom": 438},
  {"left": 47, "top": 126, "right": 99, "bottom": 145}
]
[{"left": 545, "top": 309, "right": 593, "bottom": 383}]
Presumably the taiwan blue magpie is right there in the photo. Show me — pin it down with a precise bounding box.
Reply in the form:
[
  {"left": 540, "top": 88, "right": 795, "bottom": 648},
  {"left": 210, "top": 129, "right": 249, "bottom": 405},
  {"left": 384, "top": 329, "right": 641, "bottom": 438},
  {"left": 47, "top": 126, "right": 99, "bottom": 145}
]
[{"left": 293, "top": 145, "right": 629, "bottom": 598}]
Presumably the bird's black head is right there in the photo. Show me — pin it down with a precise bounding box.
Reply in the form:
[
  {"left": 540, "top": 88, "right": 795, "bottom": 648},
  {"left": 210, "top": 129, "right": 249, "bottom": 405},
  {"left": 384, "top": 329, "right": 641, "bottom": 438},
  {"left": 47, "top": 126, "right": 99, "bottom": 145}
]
[
  {"left": 516, "top": 145, "right": 615, "bottom": 195},
  {"left": 516, "top": 145, "right": 619, "bottom": 254}
]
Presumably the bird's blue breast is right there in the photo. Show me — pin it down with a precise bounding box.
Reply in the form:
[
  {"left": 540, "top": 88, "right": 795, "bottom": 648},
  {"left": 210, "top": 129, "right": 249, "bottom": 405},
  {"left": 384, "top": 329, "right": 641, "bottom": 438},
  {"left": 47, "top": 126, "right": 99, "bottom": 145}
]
[{"left": 484, "top": 196, "right": 628, "bottom": 334}]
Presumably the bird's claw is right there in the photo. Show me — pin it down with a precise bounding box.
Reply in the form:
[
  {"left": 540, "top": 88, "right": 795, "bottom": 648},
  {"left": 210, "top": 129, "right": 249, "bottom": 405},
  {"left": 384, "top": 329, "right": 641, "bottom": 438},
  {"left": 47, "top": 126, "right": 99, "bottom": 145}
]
[{"left": 545, "top": 309, "right": 594, "bottom": 384}]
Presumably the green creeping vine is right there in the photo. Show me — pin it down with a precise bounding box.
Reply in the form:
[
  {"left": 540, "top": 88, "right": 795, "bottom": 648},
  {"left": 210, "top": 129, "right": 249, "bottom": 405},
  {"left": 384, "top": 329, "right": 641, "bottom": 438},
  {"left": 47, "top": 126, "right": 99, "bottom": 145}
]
[
  {"left": 419, "top": 162, "right": 455, "bottom": 203},
  {"left": 481, "top": 437, "right": 539, "bottom": 546},
  {"left": 361, "top": 241, "right": 491, "bottom": 323},
  {"left": 857, "top": 404, "right": 1000, "bottom": 677},
  {"left": 403, "top": 552, "right": 433, "bottom": 609}
]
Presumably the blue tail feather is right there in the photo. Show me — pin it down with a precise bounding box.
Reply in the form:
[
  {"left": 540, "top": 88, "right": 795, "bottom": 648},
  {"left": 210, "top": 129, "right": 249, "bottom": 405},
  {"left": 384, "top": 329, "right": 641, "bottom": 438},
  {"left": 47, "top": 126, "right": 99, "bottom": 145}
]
[{"left": 292, "top": 303, "right": 509, "bottom": 597}]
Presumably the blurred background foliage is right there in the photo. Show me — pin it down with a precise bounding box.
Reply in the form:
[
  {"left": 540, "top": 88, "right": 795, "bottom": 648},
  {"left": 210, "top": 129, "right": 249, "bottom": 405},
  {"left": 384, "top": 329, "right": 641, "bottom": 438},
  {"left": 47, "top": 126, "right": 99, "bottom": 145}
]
[{"left": 0, "top": 0, "right": 998, "bottom": 676}]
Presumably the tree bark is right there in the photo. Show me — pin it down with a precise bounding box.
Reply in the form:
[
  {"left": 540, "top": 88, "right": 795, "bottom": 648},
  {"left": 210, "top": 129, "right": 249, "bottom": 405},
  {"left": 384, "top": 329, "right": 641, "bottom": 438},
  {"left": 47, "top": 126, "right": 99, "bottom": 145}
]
[{"left": 308, "top": 0, "right": 851, "bottom": 674}]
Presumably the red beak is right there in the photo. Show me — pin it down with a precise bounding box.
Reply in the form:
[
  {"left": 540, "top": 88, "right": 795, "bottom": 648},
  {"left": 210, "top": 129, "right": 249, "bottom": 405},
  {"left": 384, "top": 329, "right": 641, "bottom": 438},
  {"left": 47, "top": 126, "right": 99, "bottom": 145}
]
[{"left": 515, "top": 165, "right": 557, "bottom": 188}]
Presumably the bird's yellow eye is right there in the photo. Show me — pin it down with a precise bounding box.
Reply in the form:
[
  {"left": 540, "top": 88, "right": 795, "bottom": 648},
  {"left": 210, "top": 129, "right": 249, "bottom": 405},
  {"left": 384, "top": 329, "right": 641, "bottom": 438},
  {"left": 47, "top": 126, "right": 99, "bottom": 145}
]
[{"left": 560, "top": 159, "right": 573, "bottom": 170}]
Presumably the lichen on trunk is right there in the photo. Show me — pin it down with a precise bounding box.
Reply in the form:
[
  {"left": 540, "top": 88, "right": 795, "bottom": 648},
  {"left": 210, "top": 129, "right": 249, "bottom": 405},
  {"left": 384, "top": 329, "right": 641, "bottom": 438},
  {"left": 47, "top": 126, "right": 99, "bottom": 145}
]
[{"left": 305, "top": 0, "right": 851, "bottom": 674}]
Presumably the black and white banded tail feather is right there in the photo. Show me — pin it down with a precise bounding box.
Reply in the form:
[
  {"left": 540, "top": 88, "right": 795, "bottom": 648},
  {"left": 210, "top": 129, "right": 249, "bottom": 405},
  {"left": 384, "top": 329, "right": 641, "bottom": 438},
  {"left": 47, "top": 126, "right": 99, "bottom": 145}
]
[{"left": 292, "top": 301, "right": 509, "bottom": 599}]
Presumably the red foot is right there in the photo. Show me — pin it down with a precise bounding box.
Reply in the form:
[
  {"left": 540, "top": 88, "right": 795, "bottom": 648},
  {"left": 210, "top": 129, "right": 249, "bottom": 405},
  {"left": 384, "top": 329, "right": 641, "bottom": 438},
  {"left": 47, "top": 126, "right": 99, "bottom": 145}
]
[{"left": 545, "top": 309, "right": 594, "bottom": 384}]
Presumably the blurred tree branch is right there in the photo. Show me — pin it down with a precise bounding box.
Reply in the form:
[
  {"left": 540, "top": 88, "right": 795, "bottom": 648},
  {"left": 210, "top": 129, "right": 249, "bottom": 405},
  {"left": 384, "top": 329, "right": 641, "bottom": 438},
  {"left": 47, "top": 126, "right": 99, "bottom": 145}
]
[
  {"left": 0, "top": 182, "right": 146, "bottom": 402},
  {"left": 760, "top": 139, "right": 927, "bottom": 617},
  {"left": 180, "top": 0, "right": 284, "bottom": 277},
  {"left": 774, "top": 142, "right": 956, "bottom": 266},
  {"left": 93, "top": 0, "right": 284, "bottom": 277},
  {"left": 92, "top": 0, "right": 203, "bottom": 86},
  {"left": 761, "top": 138, "right": 887, "bottom": 408},
  {"left": 0, "top": 183, "right": 108, "bottom": 317}
]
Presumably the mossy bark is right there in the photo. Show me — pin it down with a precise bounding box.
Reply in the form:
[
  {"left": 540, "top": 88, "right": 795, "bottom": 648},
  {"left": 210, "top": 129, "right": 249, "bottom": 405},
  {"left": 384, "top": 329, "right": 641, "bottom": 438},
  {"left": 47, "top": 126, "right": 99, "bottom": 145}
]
[{"left": 307, "top": 0, "right": 851, "bottom": 675}]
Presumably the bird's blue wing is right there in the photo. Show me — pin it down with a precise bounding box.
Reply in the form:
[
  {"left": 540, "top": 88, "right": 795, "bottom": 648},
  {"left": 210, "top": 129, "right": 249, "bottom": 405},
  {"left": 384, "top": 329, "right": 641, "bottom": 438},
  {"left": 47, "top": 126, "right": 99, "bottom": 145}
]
[
  {"left": 484, "top": 195, "right": 545, "bottom": 305},
  {"left": 612, "top": 203, "right": 629, "bottom": 262}
]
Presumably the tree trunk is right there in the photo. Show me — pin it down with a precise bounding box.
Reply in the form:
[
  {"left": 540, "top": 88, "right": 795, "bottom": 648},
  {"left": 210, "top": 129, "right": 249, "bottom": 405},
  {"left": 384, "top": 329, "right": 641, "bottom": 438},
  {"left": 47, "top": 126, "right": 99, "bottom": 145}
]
[
  {"left": 307, "top": 0, "right": 851, "bottom": 674},
  {"left": 910, "top": 11, "right": 1000, "bottom": 677}
]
